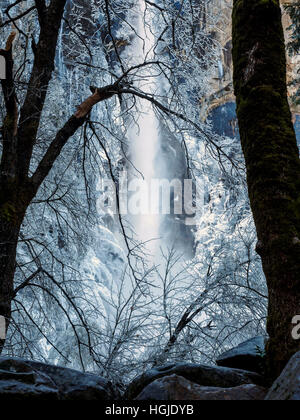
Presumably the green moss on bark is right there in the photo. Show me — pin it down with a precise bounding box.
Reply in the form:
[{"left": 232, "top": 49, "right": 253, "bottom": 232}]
[
  {"left": 232, "top": 0, "right": 300, "bottom": 382},
  {"left": 0, "top": 202, "right": 16, "bottom": 222}
]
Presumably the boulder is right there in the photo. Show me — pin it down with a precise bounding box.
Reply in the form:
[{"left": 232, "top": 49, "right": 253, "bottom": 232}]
[
  {"left": 125, "top": 362, "right": 264, "bottom": 400},
  {"left": 136, "top": 374, "right": 267, "bottom": 401},
  {"left": 216, "top": 336, "right": 267, "bottom": 373},
  {"left": 265, "top": 351, "right": 300, "bottom": 400},
  {"left": 0, "top": 358, "right": 58, "bottom": 400},
  {"left": 0, "top": 357, "right": 119, "bottom": 400}
]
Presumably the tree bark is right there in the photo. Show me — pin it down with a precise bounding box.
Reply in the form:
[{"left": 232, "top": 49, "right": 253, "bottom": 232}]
[
  {"left": 0, "top": 180, "right": 33, "bottom": 352},
  {"left": 0, "top": 1, "right": 68, "bottom": 353},
  {"left": 17, "top": 0, "right": 67, "bottom": 179},
  {"left": 232, "top": 0, "right": 300, "bottom": 382},
  {"left": 0, "top": 219, "right": 21, "bottom": 352}
]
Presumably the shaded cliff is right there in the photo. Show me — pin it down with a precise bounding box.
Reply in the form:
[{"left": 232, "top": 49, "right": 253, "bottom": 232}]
[{"left": 203, "top": 0, "right": 300, "bottom": 143}]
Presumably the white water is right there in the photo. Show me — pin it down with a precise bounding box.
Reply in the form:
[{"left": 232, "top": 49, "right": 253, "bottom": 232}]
[{"left": 127, "top": 1, "right": 161, "bottom": 258}]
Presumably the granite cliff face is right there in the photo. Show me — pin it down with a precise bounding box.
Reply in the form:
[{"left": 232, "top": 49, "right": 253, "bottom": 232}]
[{"left": 203, "top": 0, "right": 300, "bottom": 137}]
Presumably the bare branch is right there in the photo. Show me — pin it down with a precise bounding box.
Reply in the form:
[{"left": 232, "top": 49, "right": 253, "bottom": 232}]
[{"left": 13, "top": 268, "right": 42, "bottom": 297}]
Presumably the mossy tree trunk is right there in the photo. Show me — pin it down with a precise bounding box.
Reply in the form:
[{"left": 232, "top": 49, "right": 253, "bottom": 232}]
[{"left": 232, "top": 0, "right": 300, "bottom": 381}]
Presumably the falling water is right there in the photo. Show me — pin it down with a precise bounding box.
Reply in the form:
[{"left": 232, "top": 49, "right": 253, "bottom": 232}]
[
  {"left": 127, "top": 0, "right": 161, "bottom": 259},
  {"left": 124, "top": 0, "right": 196, "bottom": 266}
]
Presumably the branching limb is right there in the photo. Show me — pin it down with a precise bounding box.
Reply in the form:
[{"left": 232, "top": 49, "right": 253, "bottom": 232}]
[
  {"left": 0, "top": 6, "right": 36, "bottom": 29},
  {"left": 17, "top": 0, "right": 67, "bottom": 179},
  {"left": 30, "top": 82, "right": 120, "bottom": 191},
  {"left": 13, "top": 268, "right": 42, "bottom": 297}
]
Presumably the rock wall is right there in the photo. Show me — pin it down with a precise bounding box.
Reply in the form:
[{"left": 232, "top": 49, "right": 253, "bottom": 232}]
[{"left": 204, "top": 0, "right": 300, "bottom": 118}]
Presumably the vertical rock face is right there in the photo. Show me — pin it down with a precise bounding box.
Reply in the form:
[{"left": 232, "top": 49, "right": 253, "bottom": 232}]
[
  {"left": 204, "top": 0, "right": 235, "bottom": 111},
  {"left": 204, "top": 0, "right": 300, "bottom": 127},
  {"left": 156, "top": 124, "right": 196, "bottom": 259}
]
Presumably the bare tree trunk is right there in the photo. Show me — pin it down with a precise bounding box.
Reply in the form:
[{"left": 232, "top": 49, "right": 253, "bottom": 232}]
[
  {"left": 0, "top": 0, "right": 68, "bottom": 353},
  {"left": 0, "top": 7, "right": 120, "bottom": 353},
  {"left": 0, "top": 222, "right": 19, "bottom": 352},
  {"left": 232, "top": 0, "right": 300, "bottom": 382},
  {"left": 0, "top": 183, "right": 29, "bottom": 352}
]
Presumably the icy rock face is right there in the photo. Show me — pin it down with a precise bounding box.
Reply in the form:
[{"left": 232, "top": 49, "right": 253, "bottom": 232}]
[
  {"left": 209, "top": 102, "right": 239, "bottom": 139},
  {"left": 125, "top": 363, "right": 264, "bottom": 399},
  {"left": 136, "top": 374, "right": 267, "bottom": 401},
  {"left": 205, "top": 0, "right": 300, "bottom": 151},
  {"left": 216, "top": 336, "right": 267, "bottom": 374},
  {"left": 205, "top": 0, "right": 300, "bottom": 115},
  {"left": 265, "top": 352, "right": 300, "bottom": 401},
  {"left": 82, "top": 225, "right": 126, "bottom": 285},
  {"left": 0, "top": 357, "right": 119, "bottom": 400},
  {"left": 79, "top": 225, "right": 126, "bottom": 320}
]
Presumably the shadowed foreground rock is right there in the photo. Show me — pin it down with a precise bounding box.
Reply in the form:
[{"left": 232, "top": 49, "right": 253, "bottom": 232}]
[
  {"left": 125, "top": 362, "right": 264, "bottom": 400},
  {"left": 216, "top": 337, "right": 267, "bottom": 374},
  {"left": 0, "top": 357, "right": 119, "bottom": 400},
  {"left": 265, "top": 351, "right": 300, "bottom": 400},
  {"left": 136, "top": 374, "right": 268, "bottom": 400}
]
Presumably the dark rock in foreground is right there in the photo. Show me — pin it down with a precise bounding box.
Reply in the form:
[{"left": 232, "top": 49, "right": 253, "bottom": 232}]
[
  {"left": 216, "top": 336, "right": 267, "bottom": 374},
  {"left": 0, "top": 358, "right": 58, "bottom": 400},
  {"left": 125, "top": 362, "right": 264, "bottom": 400},
  {"left": 136, "top": 374, "right": 268, "bottom": 400},
  {"left": 265, "top": 351, "right": 300, "bottom": 400},
  {"left": 0, "top": 357, "right": 119, "bottom": 400}
]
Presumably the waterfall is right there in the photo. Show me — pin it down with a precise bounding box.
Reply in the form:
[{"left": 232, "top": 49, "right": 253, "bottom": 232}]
[
  {"left": 127, "top": 0, "right": 161, "bottom": 259},
  {"left": 125, "top": 0, "right": 195, "bottom": 264}
]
